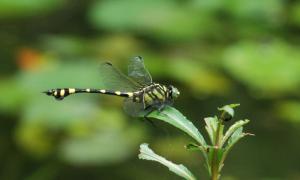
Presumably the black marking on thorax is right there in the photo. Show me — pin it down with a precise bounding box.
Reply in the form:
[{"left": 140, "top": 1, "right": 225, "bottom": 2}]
[{"left": 132, "top": 83, "right": 169, "bottom": 105}]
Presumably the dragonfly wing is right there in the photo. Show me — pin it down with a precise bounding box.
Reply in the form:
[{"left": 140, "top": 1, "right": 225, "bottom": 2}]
[
  {"left": 123, "top": 98, "right": 145, "bottom": 117},
  {"left": 99, "top": 62, "right": 140, "bottom": 92},
  {"left": 128, "top": 56, "right": 152, "bottom": 86}
]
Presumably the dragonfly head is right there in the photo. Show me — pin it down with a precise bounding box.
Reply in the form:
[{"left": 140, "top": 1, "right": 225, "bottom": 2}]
[{"left": 169, "top": 85, "right": 180, "bottom": 99}]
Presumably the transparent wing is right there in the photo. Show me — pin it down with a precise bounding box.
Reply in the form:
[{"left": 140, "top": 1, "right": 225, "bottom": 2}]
[
  {"left": 99, "top": 62, "right": 140, "bottom": 92},
  {"left": 123, "top": 98, "right": 145, "bottom": 117},
  {"left": 128, "top": 56, "right": 152, "bottom": 86}
]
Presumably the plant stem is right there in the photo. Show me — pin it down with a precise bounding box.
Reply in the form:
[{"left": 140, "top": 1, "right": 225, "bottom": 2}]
[
  {"left": 211, "top": 114, "right": 225, "bottom": 180},
  {"left": 212, "top": 170, "right": 219, "bottom": 180},
  {"left": 211, "top": 133, "right": 220, "bottom": 179}
]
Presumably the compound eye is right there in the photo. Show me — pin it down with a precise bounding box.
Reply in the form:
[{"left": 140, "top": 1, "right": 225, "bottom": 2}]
[{"left": 172, "top": 87, "right": 180, "bottom": 98}]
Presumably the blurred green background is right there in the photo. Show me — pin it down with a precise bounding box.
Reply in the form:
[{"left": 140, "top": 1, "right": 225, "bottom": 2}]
[{"left": 0, "top": 0, "right": 300, "bottom": 179}]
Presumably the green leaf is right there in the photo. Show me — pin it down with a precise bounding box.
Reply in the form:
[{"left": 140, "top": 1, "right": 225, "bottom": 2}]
[
  {"left": 148, "top": 106, "right": 206, "bottom": 147},
  {"left": 217, "top": 149, "right": 224, "bottom": 170},
  {"left": 185, "top": 143, "right": 202, "bottom": 151},
  {"left": 221, "top": 126, "right": 254, "bottom": 165},
  {"left": 221, "top": 119, "right": 250, "bottom": 147},
  {"left": 204, "top": 116, "right": 218, "bottom": 144},
  {"left": 228, "top": 127, "right": 243, "bottom": 145},
  {"left": 218, "top": 104, "right": 240, "bottom": 121},
  {"left": 139, "top": 143, "right": 196, "bottom": 180}
]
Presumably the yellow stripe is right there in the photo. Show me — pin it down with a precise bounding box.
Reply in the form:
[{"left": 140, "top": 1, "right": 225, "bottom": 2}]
[
  {"left": 115, "top": 91, "right": 121, "bottom": 95},
  {"left": 54, "top": 91, "right": 58, "bottom": 96},
  {"left": 127, "top": 92, "right": 133, "bottom": 97},
  {"left": 144, "top": 93, "right": 152, "bottom": 102},
  {"left": 100, "top": 90, "right": 106, "bottom": 93},
  {"left": 163, "top": 86, "right": 167, "bottom": 92},
  {"left": 69, "top": 88, "right": 75, "bottom": 94},
  {"left": 153, "top": 89, "right": 164, "bottom": 100},
  {"left": 86, "top": 88, "right": 90, "bottom": 92},
  {"left": 60, "top": 89, "right": 65, "bottom": 96}
]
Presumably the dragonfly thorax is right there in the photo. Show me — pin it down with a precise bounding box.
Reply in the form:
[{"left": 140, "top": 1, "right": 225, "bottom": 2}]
[{"left": 133, "top": 83, "right": 179, "bottom": 109}]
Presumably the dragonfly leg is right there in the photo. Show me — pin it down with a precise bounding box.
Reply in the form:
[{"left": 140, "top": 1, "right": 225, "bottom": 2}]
[
  {"left": 143, "top": 106, "right": 156, "bottom": 127},
  {"left": 157, "top": 104, "right": 166, "bottom": 112},
  {"left": 142, "top": 103, "right": 167, "bottom": 126}
]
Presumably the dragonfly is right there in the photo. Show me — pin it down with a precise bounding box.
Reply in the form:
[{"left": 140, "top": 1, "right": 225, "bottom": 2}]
[{"left": 43, "top": 56, "right": 180, "bottom": 118}]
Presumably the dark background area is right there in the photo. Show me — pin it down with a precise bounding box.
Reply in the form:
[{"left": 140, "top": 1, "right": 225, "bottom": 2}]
[{"left": 0, "top": 0, "right": 300, "bottom": 179}]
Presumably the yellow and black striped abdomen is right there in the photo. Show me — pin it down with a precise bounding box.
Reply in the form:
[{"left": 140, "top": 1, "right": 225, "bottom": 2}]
[
  {"left": 44, "top": 83, "right": 173, "bottom": 111},
  {"left": 44, "top": 88, "right": 134, "bottom": 100}
]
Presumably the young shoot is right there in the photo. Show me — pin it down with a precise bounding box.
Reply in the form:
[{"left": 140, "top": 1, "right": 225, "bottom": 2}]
[{"left": 138, "top": 104, "right": 253, "bottom": 180}]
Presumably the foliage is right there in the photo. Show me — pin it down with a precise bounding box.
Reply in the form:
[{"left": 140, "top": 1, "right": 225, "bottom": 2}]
[
  {"left": 0, "top": 0, "right": 300, "bottom": 179},
  {"left": 139, "top": 143, "right": 196, "bottom": 180},
  {"left": 139, "top": 105, "right": 253, "bottom": 179}
]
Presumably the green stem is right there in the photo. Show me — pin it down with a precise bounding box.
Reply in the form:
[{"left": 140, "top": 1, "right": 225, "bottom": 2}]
[
  {"left": 211, "top": 113, "right": 225, "bottom": 180},
  {"left": 211, "top": 170, "right": 219, "bottom": 180},
  {"left": 211, "top": 132, "right": 220, "bottom": 179}
]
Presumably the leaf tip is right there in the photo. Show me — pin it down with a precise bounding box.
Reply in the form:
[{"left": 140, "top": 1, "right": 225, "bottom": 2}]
[{"left": 244, "top": 132, "right": 255, "bottom": 136}]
